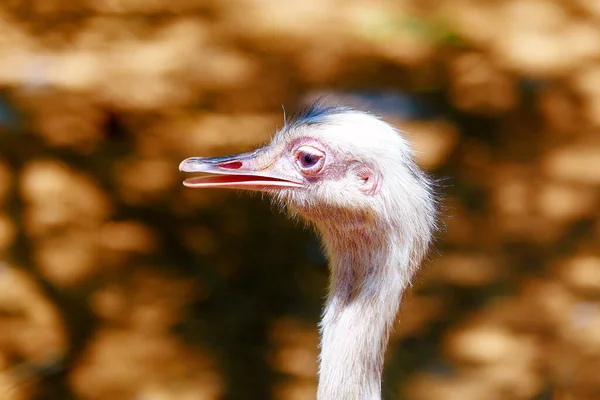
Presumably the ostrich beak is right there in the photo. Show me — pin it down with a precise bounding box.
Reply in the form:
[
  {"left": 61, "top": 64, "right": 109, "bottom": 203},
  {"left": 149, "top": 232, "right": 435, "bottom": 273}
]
[{"left": 179, "top": 148, "right": 303, "bottom": 190}]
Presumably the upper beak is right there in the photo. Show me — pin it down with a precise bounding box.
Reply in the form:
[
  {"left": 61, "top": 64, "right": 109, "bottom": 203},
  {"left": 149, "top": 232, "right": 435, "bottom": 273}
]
[{"left": 179, "top": 148, "right": 303, "bottom": 190}]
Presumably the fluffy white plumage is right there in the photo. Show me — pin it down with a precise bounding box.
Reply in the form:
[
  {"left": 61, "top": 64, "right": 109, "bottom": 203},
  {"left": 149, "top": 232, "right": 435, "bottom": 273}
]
[{"left": 180, "top": 102, "right": 438, "bottom": 400}]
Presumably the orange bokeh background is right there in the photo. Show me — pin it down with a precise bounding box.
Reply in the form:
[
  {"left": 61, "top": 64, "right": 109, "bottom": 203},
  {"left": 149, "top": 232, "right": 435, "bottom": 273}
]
[{"left": 0, "top": 1, "right": 599, "bottom": 399}]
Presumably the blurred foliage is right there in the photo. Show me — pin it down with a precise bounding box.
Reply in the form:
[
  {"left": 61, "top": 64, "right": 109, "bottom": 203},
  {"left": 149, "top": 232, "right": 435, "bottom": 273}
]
[{"left": 0, "top": 0, "right": 600, "bottom": 399}]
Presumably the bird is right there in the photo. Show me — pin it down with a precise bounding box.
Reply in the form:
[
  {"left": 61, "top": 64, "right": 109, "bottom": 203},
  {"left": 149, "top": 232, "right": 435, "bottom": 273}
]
[{"left": 179, "top": 101, "right": 438, "bottom": 400}]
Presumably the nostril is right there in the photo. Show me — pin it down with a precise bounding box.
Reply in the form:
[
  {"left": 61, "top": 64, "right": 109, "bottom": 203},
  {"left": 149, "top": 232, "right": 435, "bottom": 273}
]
[{"left": 219, "top": 161, "right": 243, "bottom": 170}]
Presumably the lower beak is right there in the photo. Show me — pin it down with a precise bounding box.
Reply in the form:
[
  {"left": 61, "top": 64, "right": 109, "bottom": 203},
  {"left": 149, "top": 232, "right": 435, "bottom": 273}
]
[{"left": 179, "top": 150, "right": 303, "bottom": 190}]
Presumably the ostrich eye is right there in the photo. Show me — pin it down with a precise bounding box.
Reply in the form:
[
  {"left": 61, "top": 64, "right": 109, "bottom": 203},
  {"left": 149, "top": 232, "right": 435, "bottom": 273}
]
[
  {"left": 295, "top": 145, "right": 325, "bottom": 173},
  {"left": 301, "top": 153, "right": 317, "bottom": 167}
]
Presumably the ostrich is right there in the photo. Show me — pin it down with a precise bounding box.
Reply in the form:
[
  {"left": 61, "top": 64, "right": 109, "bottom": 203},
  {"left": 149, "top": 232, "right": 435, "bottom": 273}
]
[{"left": 179, "top": 102, "right": 437, "bottom": 400}]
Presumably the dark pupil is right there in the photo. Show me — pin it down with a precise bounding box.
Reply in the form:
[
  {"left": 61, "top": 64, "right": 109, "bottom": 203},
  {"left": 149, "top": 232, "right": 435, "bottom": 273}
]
[{"left": 302, "top": 153, "right": 316, "bottom": 167}]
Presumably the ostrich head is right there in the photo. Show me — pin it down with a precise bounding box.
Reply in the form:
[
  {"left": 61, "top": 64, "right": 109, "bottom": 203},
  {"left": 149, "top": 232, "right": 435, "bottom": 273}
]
[
  {"left": 180, "top": 104, "right": 435, "bottom": 237},
  {"left": 180, "top": 102, "right": 437, "bottom": 400}
]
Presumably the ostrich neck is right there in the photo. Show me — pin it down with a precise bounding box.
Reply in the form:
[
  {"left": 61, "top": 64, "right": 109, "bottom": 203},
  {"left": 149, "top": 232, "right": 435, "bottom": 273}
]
[{"left": 316, "top": 222, "right": 412, "bottom": 400}]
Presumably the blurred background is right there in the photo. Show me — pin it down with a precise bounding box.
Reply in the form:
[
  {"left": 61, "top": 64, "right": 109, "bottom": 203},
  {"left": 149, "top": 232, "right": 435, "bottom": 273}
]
[{"left": 0, "top": 0, "right": 599, "bottom": 399}]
